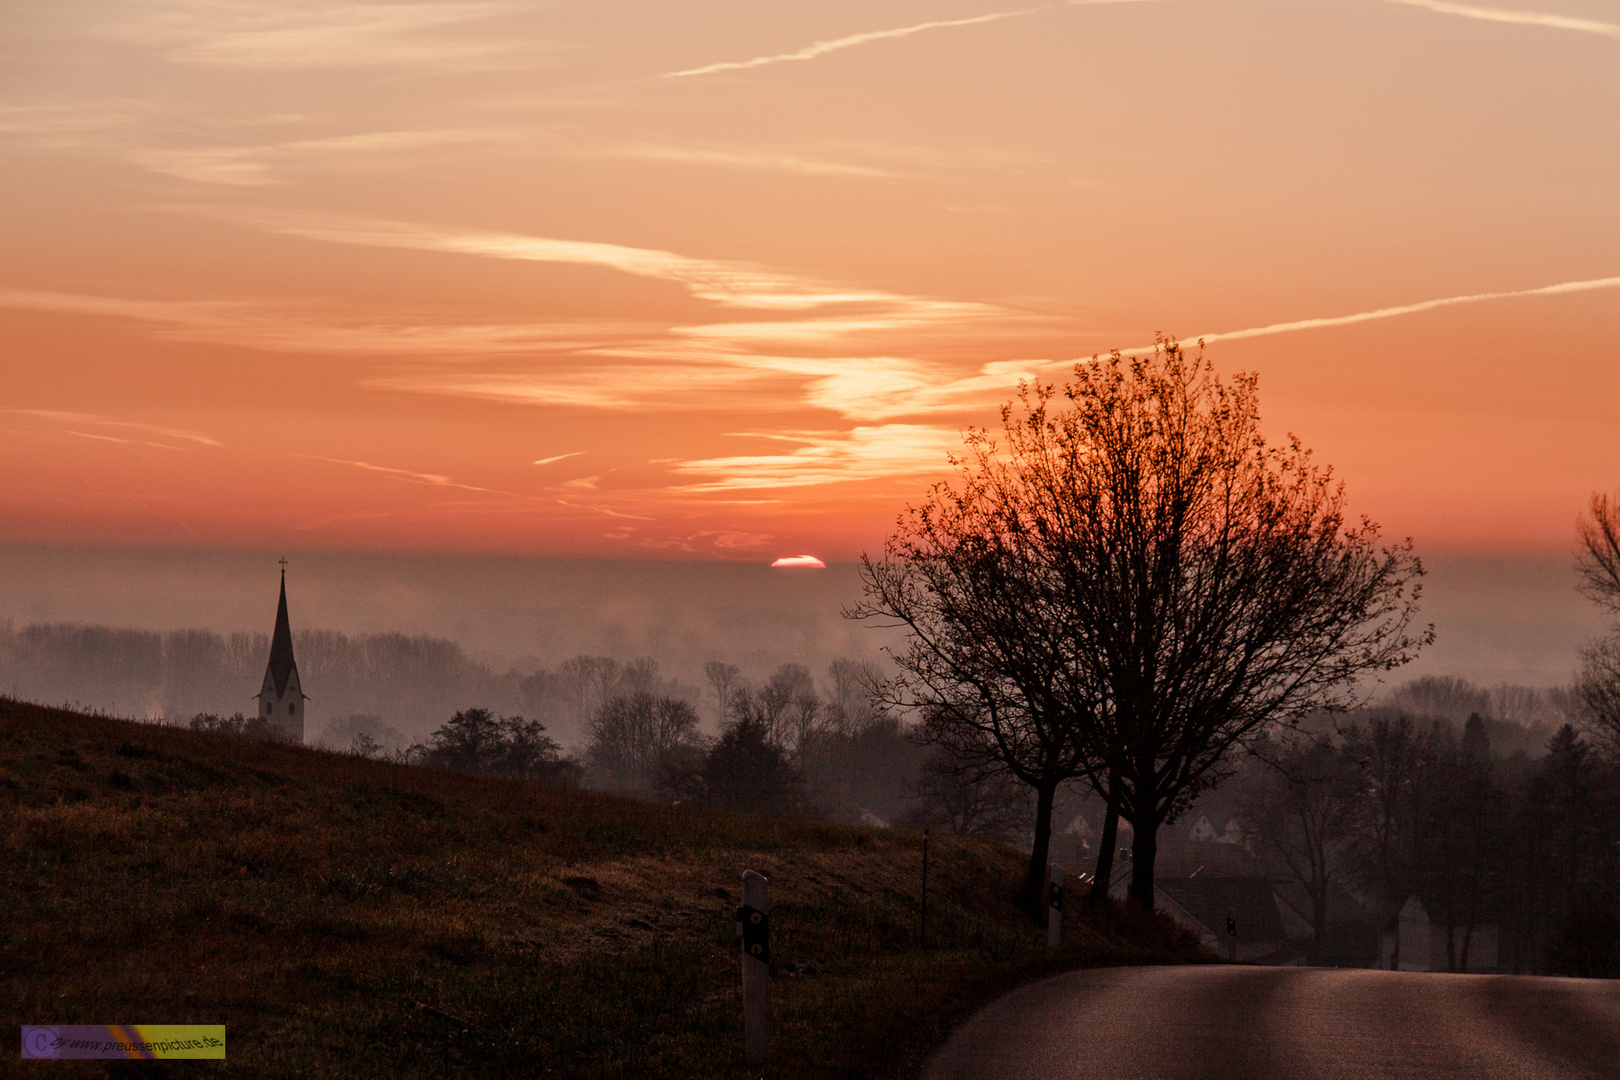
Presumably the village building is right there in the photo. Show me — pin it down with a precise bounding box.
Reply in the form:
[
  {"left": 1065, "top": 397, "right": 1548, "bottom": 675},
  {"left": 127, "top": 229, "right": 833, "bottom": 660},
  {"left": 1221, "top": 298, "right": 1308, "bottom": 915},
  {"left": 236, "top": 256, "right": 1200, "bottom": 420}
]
[
  {"left": 256, "top": 563, "right": 306, "bottom": 744},
  {"left": 1377, "top": 896, "right": 1499, "bottom": 973}
]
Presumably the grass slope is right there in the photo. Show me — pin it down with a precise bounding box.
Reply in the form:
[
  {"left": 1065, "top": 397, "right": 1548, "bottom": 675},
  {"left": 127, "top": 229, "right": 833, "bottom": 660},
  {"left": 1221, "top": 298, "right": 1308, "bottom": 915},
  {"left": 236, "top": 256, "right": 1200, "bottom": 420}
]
[{"left": 1, "top": 699, "right": 1206, "bottom": 1078}]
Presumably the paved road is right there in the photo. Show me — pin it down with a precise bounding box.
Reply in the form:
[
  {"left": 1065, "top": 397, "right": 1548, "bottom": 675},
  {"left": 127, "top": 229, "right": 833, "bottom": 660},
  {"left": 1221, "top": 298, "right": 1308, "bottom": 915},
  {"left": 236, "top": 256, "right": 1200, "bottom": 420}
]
[{"left": 924, "top": 965, "right": 1620, "bottom": 1080}]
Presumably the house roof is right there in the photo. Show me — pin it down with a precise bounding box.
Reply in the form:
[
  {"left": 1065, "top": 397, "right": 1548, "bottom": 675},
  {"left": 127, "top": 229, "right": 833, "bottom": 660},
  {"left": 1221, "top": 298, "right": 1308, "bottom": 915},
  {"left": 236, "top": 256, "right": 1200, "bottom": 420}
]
[
  {"left": 1157, "top": 876, "right": 1288, "bottom": 944},
  {"left": 1269, "top": 879, "right": 1378, "bottom": 928}
]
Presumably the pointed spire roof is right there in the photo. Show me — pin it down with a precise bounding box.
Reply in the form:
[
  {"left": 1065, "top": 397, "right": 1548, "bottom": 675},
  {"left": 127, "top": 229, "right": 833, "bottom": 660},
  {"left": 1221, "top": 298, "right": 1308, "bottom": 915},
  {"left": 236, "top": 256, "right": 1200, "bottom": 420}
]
[{"left": 266, "top": 566, "right": 298, "bottom": 697}]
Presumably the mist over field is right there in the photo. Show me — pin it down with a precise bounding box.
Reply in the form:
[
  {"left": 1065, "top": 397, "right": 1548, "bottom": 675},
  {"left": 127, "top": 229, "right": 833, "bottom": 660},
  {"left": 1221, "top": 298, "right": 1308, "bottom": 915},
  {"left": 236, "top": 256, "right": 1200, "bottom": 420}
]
[
  {"left": 0, "top": 543, "right": 1604, "bottom": 750},
  {"left": 0, "top": 545, "right": 907, "bottom": 746}
]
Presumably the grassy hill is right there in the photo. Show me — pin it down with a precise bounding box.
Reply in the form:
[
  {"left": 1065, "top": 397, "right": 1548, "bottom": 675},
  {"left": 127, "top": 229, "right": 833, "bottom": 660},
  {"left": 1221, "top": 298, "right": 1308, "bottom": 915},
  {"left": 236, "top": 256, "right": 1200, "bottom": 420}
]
[{"left": 1, "top": 699, "right": 1205, "bottom": 1078}]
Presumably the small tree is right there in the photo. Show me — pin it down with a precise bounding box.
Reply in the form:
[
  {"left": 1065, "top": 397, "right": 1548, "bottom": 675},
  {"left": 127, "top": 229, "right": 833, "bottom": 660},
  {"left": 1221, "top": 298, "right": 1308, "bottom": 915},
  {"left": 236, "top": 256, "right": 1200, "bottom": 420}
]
[
  {"left": 906, "top": 745, "right": 1034, "bottom": 842},
  {"left": 585, "top": 692, "right": 704, "bottom": 792},
  {"left": 704, "top": 661, "right": 741, "bottom": 724},
  {"left": 189, "top": 711, "right": 288, "bottom": 742},
  {"left": 700, "top": 718, "right": 804, "bottom": 817},
  {"left": 416, "top": 707, "right": 572, "bottom": 784}
]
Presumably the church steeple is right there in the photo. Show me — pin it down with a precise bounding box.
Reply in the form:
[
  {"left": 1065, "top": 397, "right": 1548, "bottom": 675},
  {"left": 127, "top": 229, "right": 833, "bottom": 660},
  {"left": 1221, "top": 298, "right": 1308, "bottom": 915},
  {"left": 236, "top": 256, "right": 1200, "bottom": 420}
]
[
  {"left": 266, "top": 567, "right": 297, "bottom": 698},
  {"left": 256, "top": 559, "right": 305, "bottom": 742}
]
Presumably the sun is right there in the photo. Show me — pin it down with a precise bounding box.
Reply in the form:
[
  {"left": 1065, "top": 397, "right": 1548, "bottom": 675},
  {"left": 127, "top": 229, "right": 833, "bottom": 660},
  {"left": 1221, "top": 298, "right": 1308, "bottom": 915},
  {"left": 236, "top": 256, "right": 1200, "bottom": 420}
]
[{"left": 770, "top": 555, "right": 826, "bottom": 569}]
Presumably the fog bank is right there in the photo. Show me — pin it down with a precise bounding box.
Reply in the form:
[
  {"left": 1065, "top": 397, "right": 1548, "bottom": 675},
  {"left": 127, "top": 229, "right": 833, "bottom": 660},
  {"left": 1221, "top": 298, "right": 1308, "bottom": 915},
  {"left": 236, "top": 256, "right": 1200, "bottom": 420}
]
[{"left": 0, "top": 544, "right": 1604, "bottom": 736}]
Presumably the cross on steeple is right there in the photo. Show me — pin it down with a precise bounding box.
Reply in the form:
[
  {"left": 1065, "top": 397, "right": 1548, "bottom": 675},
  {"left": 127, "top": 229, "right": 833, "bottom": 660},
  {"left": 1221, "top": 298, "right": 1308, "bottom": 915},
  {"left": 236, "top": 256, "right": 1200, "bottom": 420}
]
[{"left": 278, "top": 556, "right": 288, "bottom": 573}]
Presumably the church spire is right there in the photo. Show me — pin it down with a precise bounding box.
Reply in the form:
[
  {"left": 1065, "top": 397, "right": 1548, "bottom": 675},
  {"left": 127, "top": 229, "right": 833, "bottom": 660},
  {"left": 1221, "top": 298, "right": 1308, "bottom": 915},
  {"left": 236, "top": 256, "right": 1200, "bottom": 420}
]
[
  {"left": 257, "top": 559, "right": 304, "bottom": 742},
  {"left": 266, "top": 563, "right": 297, "bottom": 697}
]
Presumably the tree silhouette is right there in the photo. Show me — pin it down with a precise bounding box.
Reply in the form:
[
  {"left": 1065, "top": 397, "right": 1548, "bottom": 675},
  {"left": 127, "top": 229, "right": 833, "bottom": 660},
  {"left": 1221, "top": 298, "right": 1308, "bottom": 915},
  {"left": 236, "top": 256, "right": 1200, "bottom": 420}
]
[{"left": 857, "top": 341, "right": 1428, "bottom": 911}]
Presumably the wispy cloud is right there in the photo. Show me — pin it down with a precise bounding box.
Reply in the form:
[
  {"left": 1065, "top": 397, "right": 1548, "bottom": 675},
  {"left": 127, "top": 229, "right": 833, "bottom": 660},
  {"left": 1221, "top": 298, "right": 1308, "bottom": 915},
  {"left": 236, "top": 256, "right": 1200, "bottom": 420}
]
[
  {"left": 299, "top": 454, "right": 500, "bottom": 494},
  {"left": 66, "top": 430, "right": 188, "bottom": 452},
  {"left": 0, "top": 287, "right": 651, "bottom": 358},
  {"left": 103, "top": 1, "right": 543, "bottom": 70},
  {"left": 130, "top": 128, "right": 514, "bottom": 187},
  {"left": 664, "top": 7, "right": 1045, "bottom": 79},
  {"left": 229, "top": 210, "right": 911, "bottom": 311},
  {"left": 669, "top": 425, "right": 964, "bottom": 490},
  {"left": 607, "top": 143, "right": 901, "bottom": 180},
  {"left": 6, "top": 408, "right": 223, "bottom": 448},
  {"left": 1376, "top": 0, "right": 1620, "bottom": 40}
]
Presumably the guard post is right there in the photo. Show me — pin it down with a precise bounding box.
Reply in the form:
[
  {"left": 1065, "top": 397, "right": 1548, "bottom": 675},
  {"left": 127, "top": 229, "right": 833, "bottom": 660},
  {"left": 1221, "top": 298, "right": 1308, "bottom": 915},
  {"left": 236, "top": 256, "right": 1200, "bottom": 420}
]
[
  {"left": 1047, "top": 867, "right": 1063, "bottom": 950},
  {"left": 737, "top": 869, "right": 770, "bottom": 1063}
]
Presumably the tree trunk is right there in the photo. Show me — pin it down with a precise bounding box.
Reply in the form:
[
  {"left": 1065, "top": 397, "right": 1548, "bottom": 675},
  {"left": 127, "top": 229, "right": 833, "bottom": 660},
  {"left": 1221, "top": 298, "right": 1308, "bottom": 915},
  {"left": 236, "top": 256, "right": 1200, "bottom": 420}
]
[
  {"left": 1312, "top": 883, "right": 1327, "bottom": 940},
  {"left": 1128, "top": 812, "right": 1158, "bottom": 911},
  {"left": 1023, "top": 780, "right": 1058, "bottom": 914},
  {"left": 1089, "top": 786, "right": 1120, "bottom": 906}
]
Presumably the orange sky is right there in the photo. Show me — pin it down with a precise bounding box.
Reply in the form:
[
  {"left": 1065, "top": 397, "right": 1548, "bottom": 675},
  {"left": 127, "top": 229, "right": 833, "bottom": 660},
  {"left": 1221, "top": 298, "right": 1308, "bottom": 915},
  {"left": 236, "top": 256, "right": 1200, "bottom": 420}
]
[{"left": 3, "top": 0, "right": 1618, "bottom": 561}]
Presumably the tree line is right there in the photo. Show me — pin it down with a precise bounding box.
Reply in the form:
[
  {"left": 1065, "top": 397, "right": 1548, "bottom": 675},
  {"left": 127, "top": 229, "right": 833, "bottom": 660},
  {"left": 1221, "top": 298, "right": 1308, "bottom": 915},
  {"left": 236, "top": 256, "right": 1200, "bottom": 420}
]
[{"left": 1231, "top": 691, "right": 1617, "bottom": 976}]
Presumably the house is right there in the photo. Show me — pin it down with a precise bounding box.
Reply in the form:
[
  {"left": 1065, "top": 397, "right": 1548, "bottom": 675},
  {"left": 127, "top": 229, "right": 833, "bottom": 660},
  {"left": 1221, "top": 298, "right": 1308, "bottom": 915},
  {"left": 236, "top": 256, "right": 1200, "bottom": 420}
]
[
  {"left": 1188, "top": 813, "right": 1244, "bottom": 846},
  {"left": 1376, "top": 896, "right": 1499, "bottom": 972},
  {"left": 1155, "top": 876, "right": 1301, "bottom": 963}
]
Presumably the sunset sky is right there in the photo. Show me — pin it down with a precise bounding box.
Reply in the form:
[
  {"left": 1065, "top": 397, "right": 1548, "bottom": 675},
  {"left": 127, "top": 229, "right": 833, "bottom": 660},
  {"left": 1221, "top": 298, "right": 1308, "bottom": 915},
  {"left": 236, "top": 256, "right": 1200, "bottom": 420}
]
[{"left": 4, "top": 0, "right": 1618, "bottom": 561}]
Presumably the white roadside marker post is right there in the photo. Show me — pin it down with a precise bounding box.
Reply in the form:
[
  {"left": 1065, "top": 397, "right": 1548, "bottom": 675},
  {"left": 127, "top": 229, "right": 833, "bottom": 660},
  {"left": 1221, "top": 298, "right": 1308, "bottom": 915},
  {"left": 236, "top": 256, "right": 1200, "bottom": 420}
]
[
  {"left": 1048, "top": 866, "right": 1064, "bottom": 951},
  {"left": 738, "top": 869, "right": 770, "bottom": 1063}
]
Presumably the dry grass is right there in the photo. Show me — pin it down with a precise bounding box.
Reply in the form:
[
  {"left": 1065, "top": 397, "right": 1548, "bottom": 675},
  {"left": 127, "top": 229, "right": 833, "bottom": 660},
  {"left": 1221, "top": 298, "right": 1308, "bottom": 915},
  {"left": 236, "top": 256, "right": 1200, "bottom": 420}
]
[{"left": 0, "top": 698, "right": 1207, "bottom": 1079}]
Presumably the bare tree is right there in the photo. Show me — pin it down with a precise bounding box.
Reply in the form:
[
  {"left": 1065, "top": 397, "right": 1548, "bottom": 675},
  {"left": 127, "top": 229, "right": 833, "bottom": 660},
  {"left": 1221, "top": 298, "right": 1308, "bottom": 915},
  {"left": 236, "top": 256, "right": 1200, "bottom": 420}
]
[
  {"left": 558, "top": 656, "right": 621, "bottom": 727},
  {"left": 1577, "top": 493, "right": 1620, "bottom": 757},
  {"left": 1037, "top": 344, "right": 1429, "bottom": 908},
  {"left": 1343, "top": 714, "right": 1438, "bottom": 909},
  {"left": 1578, "top": 491, "right": 1620, "bottom": 613},
  {"left": 858, "top": 342, "right": 1429, "bottom": 912},
  {"left": 620, "top": 657, "right": 662, "bottom": 696},
  {"left": 825, "top": 657, "right": 884, "bottom": 732},
  {"left": 585, "top": 692, "right": 703, "bottom": 792},
  {"left": 851, "top": 460, "right": 1103, "bottom": 911},
  {"left": 1236, "top": 734, "right": 1359, "bottom": 938},
  {"left": 704, "top": 661, "right": 741, "bottom": 725},
  {"left": 1389, "top": 676, "right": 1490, "bottom": 723},
  {"left": 1578, "top": 638, "right": 1620, "bottom": 758},
  {"left": 907, "top": 745, "right": 1034, "bottom": 842}
]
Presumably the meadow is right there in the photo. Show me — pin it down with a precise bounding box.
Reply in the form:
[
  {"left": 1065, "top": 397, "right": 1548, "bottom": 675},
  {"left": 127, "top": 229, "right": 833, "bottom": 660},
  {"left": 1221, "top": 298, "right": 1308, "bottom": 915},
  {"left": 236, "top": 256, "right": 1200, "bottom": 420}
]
[{"left": 1, "top": 699, "right": 1205, "bottom": 1078}]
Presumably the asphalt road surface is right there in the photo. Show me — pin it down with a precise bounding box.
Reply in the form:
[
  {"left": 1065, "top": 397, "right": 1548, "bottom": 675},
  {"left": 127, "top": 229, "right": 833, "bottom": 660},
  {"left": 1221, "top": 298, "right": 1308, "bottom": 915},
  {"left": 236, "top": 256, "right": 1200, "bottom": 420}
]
[{"left": 924, "top": 965, "right": 1620, "bottom": 1080}]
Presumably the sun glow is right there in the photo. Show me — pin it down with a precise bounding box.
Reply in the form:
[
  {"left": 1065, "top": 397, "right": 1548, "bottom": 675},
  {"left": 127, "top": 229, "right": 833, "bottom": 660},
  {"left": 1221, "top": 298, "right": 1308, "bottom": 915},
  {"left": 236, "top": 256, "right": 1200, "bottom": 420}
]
[
  {"left": 770, "top": 555, "right": 827, "bottom": 569},
  {"left": 1, "top": 0, "right": 1614, "bottom": 556}
]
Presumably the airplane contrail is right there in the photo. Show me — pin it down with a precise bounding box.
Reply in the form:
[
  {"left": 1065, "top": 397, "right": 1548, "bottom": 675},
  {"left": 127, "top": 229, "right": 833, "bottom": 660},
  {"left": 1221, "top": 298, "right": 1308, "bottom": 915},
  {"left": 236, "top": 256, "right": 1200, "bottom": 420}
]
[
  {"left": 1192, "top": 274, "right": 1620, "bottom": 347},
  {"left": 1378, "top": 0, "right": 1620, "bottom": 41},
  {"left": 665, "top": 0, "right": 1165, "bottom": 78},
  {"left": 1085, "top": 273, "right": 1620, "bottom": 360},
  {"left": 664, "top": 8, "right": 1044, "bottom": 78}
]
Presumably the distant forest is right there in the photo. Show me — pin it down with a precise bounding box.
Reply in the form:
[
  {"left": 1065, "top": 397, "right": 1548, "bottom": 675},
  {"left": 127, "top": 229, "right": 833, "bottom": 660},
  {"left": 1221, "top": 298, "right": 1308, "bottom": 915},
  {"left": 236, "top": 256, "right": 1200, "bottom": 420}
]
[{"left": 0, "top": 619, "right": 654, "bottom": 746}]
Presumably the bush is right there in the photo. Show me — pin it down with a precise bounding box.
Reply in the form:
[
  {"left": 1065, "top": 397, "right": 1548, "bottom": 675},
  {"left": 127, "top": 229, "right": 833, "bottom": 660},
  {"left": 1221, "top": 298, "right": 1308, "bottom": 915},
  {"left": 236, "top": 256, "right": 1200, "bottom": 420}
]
[{"left": 413, "top": 707, "right": 578, "bottom": 786}]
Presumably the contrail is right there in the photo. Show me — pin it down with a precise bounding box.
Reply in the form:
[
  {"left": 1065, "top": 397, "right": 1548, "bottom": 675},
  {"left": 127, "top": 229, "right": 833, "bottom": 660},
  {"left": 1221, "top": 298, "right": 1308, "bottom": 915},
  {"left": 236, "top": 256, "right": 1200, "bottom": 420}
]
[
  {"left": 530, "top": 451, "right": 585, "bottom": 467},
  {"left": 664, "top": 8, "right": 1044, "bottom": 78},
  {"left": 664, "top": 0, "right": 1163, "bottom": 78},
  {"left": 1090, "top": 273, "right": 1620, "bottom": 359},
  {"left": 1193, "top": 274, "right": 1620, "bottom": 346},
  {"left": 1378, "top": 0, "right": 1620, "bottom": 41}
]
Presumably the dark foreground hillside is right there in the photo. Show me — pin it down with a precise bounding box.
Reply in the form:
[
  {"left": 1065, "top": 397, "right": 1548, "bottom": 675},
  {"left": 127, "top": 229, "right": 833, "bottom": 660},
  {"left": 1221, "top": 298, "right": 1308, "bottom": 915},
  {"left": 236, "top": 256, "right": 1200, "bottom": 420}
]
[{"left": 1, "top": 699, "right": 1205, "bottom": 1079}]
